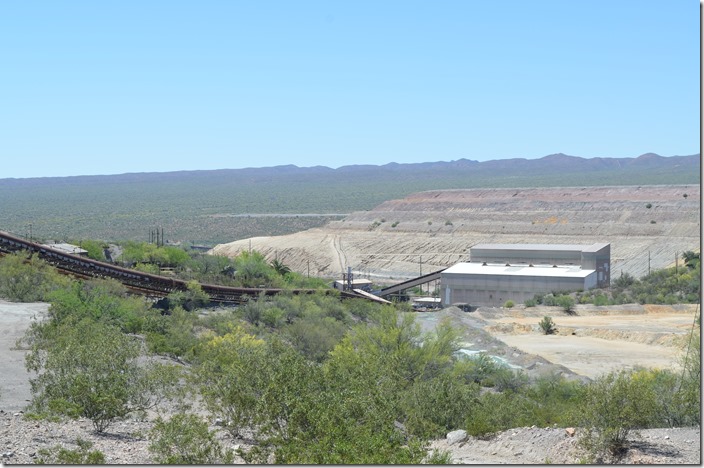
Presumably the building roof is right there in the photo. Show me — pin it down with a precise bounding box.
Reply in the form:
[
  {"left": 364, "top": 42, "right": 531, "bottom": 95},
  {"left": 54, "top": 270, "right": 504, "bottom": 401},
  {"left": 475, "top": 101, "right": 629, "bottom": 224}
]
[
  {"left": 334, "top": 278, "right": 373, "bottom": 285},
  {"left": 470, "top": 243, "right": 608, "bottom": 253},
  {"left": 42, "top": 243, "right": 88, "bottom": 255},
  {"left": 443, "top": 262, "right": 595, "bottom": 278}
]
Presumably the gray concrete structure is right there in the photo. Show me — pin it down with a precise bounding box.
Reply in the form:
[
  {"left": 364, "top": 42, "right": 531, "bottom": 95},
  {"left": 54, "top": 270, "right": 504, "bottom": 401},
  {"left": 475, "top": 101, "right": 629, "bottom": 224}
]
[
  {"left": 440, "top": 243, "right": 610, "bottom": 306},
  {"left": 469, "top": 243, "right": 610, "bottom": 287}
]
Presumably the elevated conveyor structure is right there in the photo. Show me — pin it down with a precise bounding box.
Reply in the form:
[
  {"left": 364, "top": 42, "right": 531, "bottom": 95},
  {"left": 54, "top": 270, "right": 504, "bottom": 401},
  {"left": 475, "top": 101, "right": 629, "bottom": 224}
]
[
  {"left": 0, "top": 230, "right": 363, "bottom": 304},
  {"left": 378, "top": 268, "right": 446, "bottom": 298}
]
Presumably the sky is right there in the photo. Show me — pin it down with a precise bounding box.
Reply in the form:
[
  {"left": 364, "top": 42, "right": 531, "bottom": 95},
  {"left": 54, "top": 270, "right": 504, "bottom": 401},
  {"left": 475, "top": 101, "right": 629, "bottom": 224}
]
[{"left": 0, "top": 0, "right": 699, "bottom": 179}]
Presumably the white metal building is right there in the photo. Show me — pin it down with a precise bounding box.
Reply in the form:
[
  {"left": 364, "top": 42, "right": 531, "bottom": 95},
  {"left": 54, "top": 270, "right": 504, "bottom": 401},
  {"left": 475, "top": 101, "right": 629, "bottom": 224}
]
[{"left": 440, "top": 243, "right": 610, "bottom": 307}]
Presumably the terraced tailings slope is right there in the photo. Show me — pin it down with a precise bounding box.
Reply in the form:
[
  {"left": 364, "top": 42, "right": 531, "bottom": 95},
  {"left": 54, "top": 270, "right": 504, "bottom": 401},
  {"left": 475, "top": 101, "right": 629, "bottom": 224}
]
[{"left": 212, "top": 185, "right": 700, "bottom": 283}]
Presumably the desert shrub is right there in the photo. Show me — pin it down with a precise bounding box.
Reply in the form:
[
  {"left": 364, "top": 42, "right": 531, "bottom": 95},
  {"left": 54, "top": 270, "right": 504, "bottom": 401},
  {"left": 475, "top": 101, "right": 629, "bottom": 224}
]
[
  {"left": 234, "top": 250, "right": 278, "bottom": 287},
  {"left": 242, "top": 311, "right": 457, "bottom": 464},
  {"left": 261, "top": 306, "right": 285, "bottom": 328},
  {"left": 25, "top": 319, "right": 180, "bottom": 432},
  {"left": 492, "top": 367, "right": 529, "bottom": 392},
  {"left": 144, "top": 306, "right": 199, "bottom": 358},
  {"left": 524, "top": 373, "right": 585, "bottom": 427},
  {"left": 193, "top": 325, "right": 268, "bottom": 437},
  {"left": 503, "top": 300, "right": 514, "bottom": 308},
  {"left": 401, "top": 373, "right": 480, "bottom": 438},
  {"left": 149, "top": 413, "right": 233, "bottom": 464},
  {"left": 345, "top": 298, "right": 379, "bottom": 320},
  {"left": 425, "top": 449, "right": 453, "bottom": 464},
  {"left": 0, "top": 252, "right": 69, "bottom": 302},
  {"left": 539, "top": 316, "right": 556, "bottom": 335},
  {"left": 555, "top": 295, "right": 576, "bottom": 314},
  {"left": 133, "top": 262, "right": 161, "bottom": 274},
  {"left": 44, "top": 278, "right": 150, "bottom": 333},
  {"left": 524, "top": 298, "right": 537, "bottom": 307},
  {"left": 578, "top": 370, "right": 659, "bottom": 463},
  {"left": 241, "top": 299, "right": 265, "bottom": 326},
  {"left": 68, "top": 239, "right": 106, "bottom": 262},
  {"left": 165, "top": 280, "right": 210, "bottom": 311},
  {"left": 673, "top": 327, "right": 701, "bottom": 426},
  {"left": 36, "top": 438, "right": 105, "bottom": 464},
  {"left": 612, "top": 272, "right": 635, "bottom": 289},
  {"left": 465, "top": 390, "right": 535, "bottom": 436},
  {"left": 453, "top": 352, "right": 501, "bottom": 387},
  {"left": 592, "top": 293, "right": 609, "bottom": 306},
  {"left": 283, "top": 314, "right": 347, "bottom": 362}
]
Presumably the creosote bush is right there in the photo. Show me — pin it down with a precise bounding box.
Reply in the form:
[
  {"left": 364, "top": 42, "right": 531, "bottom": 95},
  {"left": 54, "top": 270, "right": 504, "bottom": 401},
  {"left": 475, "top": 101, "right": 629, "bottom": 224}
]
[
  {"left": 149, "top": 413, "right": 233, "bottom": 464},
  {"left": 578, "top": 370, "right": 658, "bottom": 463},
  {"left": 36, "top": 438, "right": 105, "bottom": 465},
  {"left": 0, "top": 252, "right": 68, "bottom": 302},
  {"left": 539, "top": 316, "right": 556, "bottom": 335},
  {"left": 25, "top": 318, "right": 182, "bottom": 432}
]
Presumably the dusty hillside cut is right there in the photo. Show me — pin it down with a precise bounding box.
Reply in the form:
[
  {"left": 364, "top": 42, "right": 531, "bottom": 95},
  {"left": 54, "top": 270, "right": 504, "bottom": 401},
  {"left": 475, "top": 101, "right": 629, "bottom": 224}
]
[{"left": 212, "top": 185, "right": 700, "bottom": 284}]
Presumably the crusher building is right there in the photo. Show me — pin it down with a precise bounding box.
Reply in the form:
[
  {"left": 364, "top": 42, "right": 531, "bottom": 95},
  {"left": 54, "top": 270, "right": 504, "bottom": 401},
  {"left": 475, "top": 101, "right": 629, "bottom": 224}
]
[{"left": 440, "top": 243, "right": 610, "bottom": 307}]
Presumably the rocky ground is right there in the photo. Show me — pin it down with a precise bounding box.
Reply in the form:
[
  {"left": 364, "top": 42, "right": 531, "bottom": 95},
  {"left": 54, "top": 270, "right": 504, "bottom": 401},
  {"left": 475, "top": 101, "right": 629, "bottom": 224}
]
[
  {"left": 1, "top": 409, "right": 699, "bottom": 465},
  {"left": 1, "top": 299, "right": 700, "bottom": 464}
]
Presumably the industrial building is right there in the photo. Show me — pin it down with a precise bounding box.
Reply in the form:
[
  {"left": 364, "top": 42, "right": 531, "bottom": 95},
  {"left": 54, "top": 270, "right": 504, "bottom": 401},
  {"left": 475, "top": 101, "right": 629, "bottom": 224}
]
[{"left": 440, "top": 243, "right": 610, "bottom": 307}]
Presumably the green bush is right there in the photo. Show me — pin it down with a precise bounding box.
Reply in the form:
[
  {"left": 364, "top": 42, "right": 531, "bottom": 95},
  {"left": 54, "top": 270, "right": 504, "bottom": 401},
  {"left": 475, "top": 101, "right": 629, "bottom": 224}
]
[
  {"left": 194, "top": 325, "right": 268, "bottom": 437},
  {"left": 149, "top": 413, "right": 233, "bottom": 464},
  {"left": 0, "top": 252, "right": 69, "bottom": 302},
  {"left": 166, "top": 280, "right": 210, "bottom": 311},
  {"left": 612, "top": 272, "right": 635, "bottom": 289},
  {"left": 45, "top": 278, "right": 150, "bottom": 333},
  {"left": 425, "top": 449, "right": 453, "bottom": 464},
  {"left": 36, "top": 438, "right": 105, "bottom": 464},
  {"left": 144, "top": 306, "right": 199, "bottom": 358},
  {"left": 539, "top": 316, "right": 556, "bottom": 335},
  {"left": 578, "top": 370, "right": 659, "bottom": 463},
  {"left": 401, "top": 373, "right": 480, "bottom": 438},
  {"left": 503, "top": 300, "right": 514, "bottom": 308},
  {"left": 25, "top": 319, "right": 179, "bottom": 432},
  {"left": 283, "top": 314, "right": 347, "bottom": 362},
  {"left": 68, "top": 239, "right": 106, "bottom": 261},
  {"left": 555, "top": 295, "right": 576, "bottom": 314}
]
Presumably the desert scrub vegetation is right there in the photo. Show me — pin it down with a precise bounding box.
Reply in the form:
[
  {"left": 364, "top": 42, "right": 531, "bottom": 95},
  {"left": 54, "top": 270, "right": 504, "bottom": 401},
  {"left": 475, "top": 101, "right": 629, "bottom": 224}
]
[
  {"left": 24, "top": 317, "right": 183, "bottom": 432},
  {"left": 6, "top": 248, "right": 700, "bottom": 462},
  {"left": 524, "top": 254, "right": 701, "bottom": 309},
  {"left": 539, "top": 316, "right": 557, "bottom": 334},
  {"left": 0, "top": 252, "right": 69, "bottom": 301},
  {"left": 36, "top": 438, "right": 106, "bottom": 464},
  {"left": 149, "top": 413, "right": 234, "bottom": 464}
]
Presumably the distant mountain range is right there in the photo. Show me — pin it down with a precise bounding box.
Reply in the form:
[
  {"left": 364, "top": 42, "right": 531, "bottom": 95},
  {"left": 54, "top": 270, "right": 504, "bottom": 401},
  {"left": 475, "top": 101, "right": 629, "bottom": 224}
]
[
  {"left": 0, "top": 152, "right": 699, "bottom": 245},
  {"left": 0, "top": 152, "right": 700, "bottom": 185}
]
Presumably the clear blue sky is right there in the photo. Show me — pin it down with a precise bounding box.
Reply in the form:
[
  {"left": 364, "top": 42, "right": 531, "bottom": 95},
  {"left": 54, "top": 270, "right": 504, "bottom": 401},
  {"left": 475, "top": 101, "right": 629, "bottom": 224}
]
[{"left": 1, "top": 0, "right": 699, "bottom": 178}]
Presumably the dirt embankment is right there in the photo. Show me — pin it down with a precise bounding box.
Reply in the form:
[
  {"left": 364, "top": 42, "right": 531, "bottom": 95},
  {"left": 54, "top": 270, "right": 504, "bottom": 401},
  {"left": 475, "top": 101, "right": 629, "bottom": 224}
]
[{"left": 211, "top": 185, "right": 700, "bottom": 283}]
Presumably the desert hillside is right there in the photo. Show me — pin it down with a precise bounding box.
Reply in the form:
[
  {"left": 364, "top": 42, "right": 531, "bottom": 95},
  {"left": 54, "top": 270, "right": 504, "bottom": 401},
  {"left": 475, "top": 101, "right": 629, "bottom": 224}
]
[{"left": 212, "top": 185, "right": 700, "bottom": 284}]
